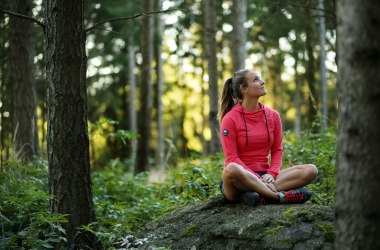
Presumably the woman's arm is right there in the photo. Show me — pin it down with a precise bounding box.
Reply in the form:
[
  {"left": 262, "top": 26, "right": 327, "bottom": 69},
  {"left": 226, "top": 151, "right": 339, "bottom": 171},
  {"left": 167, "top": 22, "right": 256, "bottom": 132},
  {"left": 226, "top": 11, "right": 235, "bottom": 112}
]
[
  {"left": 267, "top": 111, "right": 283, "bottom": 179},
  {"left": 221, "top": 117, "right": 246, "bottom": 167}
]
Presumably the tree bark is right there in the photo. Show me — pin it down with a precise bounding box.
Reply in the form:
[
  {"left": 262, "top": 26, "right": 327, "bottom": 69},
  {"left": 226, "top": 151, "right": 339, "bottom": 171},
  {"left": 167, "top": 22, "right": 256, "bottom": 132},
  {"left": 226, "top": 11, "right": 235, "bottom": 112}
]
[
  {"left": 266, "top": 54, "right": 284, "bottom": 117},
  {"left": 305, "top": 4, "right": 319, "bottom": 129},
  {"left": 319, "top": 0, "right": 328, "bottom": 128},
  {"left": 200, "top": 59, "right": 208, "bottom": 156},
  {"left": 335, "top": 1, "right": 380, "bottom": 249},
  {"left": 203, "top": 0, "right": 220, "bottom": 154},
  {"left": 135, "top": 0, "right": 153, "bottom": 174},
  {"left": 10, "top": 0, "right": 38, "bottom": 162},
  {"left": 231, "top": 0, "right": 247, "bottom": 71},
  {"left": 179, "top": 90, "right": 189, "bottom": 156},
  {"left": 294, "top": 52, "right": 301, "bottom": 138},
  {"left": 128, "top": 37, "right": 137, "bottom": 165},
  {"left": 154, "top": 0, "right": 165, "bottom": 170},
  {"left": 0, "top": 17, "right": 7, "bottom": 166},
  {"left": 45, "top": 0, "right": 97, "bottom": 248}
]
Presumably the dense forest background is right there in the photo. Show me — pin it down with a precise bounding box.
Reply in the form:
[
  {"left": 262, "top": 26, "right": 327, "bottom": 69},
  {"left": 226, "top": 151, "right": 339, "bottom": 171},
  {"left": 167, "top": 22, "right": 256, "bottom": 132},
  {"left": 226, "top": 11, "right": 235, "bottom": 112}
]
[
  {"left": 0, "top": 0, "right": 337, "bottom": 168},
  {"left": 0, "top": 0, "right": 343, "bottom": 249}
]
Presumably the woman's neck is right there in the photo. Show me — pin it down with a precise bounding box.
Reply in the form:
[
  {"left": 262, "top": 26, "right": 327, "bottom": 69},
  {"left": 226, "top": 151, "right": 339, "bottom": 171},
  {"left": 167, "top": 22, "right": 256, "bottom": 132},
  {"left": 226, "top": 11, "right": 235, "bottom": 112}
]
[{"left": 241, "top": 98, "right": 261, "bottom": 111}]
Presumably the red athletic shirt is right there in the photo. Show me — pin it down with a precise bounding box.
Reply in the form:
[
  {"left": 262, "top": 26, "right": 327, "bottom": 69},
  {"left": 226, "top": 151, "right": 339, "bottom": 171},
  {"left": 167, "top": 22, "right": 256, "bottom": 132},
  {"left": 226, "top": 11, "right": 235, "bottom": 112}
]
[{"left": 220, "top": 102, "right": 283, "bottom": 179}]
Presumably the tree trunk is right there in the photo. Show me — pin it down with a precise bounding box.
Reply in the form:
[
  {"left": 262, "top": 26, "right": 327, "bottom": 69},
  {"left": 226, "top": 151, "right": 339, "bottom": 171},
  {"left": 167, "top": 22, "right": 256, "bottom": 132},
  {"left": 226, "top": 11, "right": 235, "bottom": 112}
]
[
  {"left": 128, "top": 37, "right": 137, "bottom": 165},
  {"left": 10, "top": 0, "right": 38, "bottom": 162},
  {"left": 319, "top": 0, "right": 328, "bottom": 128},
  {"left": 335, "top": 1, "right": 380, "bottom": 249},
  {"left": 154, "top": 0, "right": 165, "bottom": 170},
  {"left": 135, "top": 0, "right": 153, "bottom": 174},
  {"left": 0, "top": 19, "right": 7, "bottom": 166},
  {"left": 200, "top": 60, "right": 208, "bottom": 156},
  {"left": 276, "top": 56, "right": 285, "bottom": 118},
  {"left": 231, "top": 0, "right": 247, "bottom": 71},
  {"left": 119, "top": 71, "right": 129, "bottom": 160},
  {"left": 203, "top": 0, "right": 220, "bottom": 154},
  {"left": 266, "top": 54, "right": 284, "bottom": 117},
  {"left": 45, "top": 0, "right": 97, "bottom": 248},
  {"left": 41, "top": 102, "right": 46, "bottom": 157},
  {"left": 294, "top": 54, "right": 301, "bottom": 138},
  {"left": 305, "top": 4, "right": 319, "bottom": 129},
  {"left": 179, "top": 90, "right": 189, "bottom": 156},
  {"left": 126, "top": 1, "right": 137, "bottom": 166}
]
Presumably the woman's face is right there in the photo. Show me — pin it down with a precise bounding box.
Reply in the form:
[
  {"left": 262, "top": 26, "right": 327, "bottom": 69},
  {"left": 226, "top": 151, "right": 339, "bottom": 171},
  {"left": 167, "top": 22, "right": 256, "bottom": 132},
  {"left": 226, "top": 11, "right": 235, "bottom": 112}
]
[{"left": 241, "top": 71, "right": 266, "bottom": 98}]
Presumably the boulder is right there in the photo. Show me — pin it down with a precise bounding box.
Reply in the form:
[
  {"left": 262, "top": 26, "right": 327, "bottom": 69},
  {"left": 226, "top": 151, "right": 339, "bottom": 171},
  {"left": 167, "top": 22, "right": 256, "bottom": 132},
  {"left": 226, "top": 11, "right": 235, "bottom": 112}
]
[{"left": 138, "top": 196, "right": 334, "bottom": 250}]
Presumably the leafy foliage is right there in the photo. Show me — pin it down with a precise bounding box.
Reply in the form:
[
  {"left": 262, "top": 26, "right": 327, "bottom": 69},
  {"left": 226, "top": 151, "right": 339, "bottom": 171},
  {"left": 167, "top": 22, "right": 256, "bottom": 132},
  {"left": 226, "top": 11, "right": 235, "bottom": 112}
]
[
  {"left": 283, "top": 127, "right": 337, "bottom": 206},
  {"left": 90, "top": 118, "right": 139, "bottom": 144},
  {"left": 86, "top": 155, "right": 223, "bottom": 248},
  {"left": 0, "top": 159, "right": 67, "bottom": 249},
  {"left": 0, "top": 129, "right": 336, "bottom": 248}
]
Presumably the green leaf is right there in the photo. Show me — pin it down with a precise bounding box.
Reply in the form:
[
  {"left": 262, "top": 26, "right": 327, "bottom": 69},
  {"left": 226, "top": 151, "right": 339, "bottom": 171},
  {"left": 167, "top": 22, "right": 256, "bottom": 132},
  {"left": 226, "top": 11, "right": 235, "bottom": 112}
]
[{"left": 192, "top": 167, "right": 202, "bottom": 175}]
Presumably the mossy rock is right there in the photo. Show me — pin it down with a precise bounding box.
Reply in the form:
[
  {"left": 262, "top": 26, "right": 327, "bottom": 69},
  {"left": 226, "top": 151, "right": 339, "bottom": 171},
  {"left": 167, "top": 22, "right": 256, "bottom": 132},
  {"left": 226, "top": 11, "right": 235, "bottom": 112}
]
[{"left": 138, "top": 196, "right": 334, "bottom": 249}]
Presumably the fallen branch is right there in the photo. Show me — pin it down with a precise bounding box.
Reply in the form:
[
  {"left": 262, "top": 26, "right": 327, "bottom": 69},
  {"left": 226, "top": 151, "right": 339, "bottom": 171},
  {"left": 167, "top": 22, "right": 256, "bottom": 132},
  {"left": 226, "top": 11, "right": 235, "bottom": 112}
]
[
  {"left": 0, "top": 9, "right": 45, "bottom": 29},
  {"left": 85, "top": 8, "right": 181, "bottom": 33}
]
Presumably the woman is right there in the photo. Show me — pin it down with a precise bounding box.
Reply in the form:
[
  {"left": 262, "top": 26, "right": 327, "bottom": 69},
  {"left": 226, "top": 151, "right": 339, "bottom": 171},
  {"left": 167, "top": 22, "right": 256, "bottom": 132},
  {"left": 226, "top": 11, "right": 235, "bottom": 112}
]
[{"left": 219, "top": 69, "right": 318, "bottom": 205}]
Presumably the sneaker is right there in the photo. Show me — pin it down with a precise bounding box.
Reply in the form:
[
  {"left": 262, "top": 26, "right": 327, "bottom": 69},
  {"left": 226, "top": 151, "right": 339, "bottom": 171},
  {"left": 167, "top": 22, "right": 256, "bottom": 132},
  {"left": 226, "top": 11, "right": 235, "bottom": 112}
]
[
  {"left": 241, "top": 192, "right": 260, "bottom": 206},
  {"left": 279, "top": 188, "right": 312, "bottom": 204},
  {"left": 258, "top": 196, "right": 266, "bottom": 205}
]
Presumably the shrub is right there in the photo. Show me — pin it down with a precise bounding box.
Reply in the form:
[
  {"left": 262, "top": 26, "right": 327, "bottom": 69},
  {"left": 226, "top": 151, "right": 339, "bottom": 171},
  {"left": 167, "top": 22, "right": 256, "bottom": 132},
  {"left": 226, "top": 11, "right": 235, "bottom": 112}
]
[
  {"left": 283, "top": 128, "right": 336, "bottom": 206},
  {"left": 0, "top": 158, "right": 67, "bottom": 249}
]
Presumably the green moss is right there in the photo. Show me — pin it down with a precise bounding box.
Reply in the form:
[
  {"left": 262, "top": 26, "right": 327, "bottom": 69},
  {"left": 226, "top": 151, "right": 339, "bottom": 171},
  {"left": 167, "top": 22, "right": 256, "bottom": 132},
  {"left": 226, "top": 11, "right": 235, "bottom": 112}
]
[
  {"left": 283, "top": 207, "right": 315, "bottom": 223},
  {"left": 280, "top": 238, "right": 293, "bottom": 245},
  {"left": 273, "top": 218, "right": 292, "bottom": 227},
  {"left": 283, "top": 207, "right": 299, "bottom": 222},
  {"left": 315, "top": 222, "right": 334, "bottom": 242},
  {"left": 182, "top": 224, "right": 196, "bottom": 237},
  {"left": 264, "top": 225, "right": 284, "bottom": 236}
]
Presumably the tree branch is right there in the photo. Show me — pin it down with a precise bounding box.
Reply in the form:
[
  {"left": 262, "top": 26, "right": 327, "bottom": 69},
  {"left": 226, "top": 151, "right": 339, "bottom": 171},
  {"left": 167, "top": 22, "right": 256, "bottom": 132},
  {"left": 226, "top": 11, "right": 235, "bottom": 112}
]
[
  {"left": 85, "top": 8, "right": 181, "bottom": 33},
  {"left": 278, "top": 3, "right": 336, "bottom": 18},
  {"left": 0, "top": 9, "right": 45, "bottom": 29}
]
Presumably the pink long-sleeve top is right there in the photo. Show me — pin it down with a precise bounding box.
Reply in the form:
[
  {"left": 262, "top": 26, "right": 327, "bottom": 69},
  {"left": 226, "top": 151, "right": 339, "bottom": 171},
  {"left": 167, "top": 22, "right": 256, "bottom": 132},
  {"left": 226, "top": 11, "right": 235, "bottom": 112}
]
[{"left": 220, "top": 102, "right": 283, "bottom": 179}]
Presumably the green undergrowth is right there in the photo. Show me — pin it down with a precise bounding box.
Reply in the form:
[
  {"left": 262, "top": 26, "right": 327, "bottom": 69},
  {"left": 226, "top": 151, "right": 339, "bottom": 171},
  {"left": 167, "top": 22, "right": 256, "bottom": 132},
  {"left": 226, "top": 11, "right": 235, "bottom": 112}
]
[
  {"left": 0, "top": 158, "right": 67, "bottom": 249},
  {"left": 0, "top": 128, "right": 336, "bottom": 249},
  {"left": 86, "top": 155, "right": 223, "bottom": 248},
  {"left": 283, "top": 127, "right": 336, "bottom": 206}
]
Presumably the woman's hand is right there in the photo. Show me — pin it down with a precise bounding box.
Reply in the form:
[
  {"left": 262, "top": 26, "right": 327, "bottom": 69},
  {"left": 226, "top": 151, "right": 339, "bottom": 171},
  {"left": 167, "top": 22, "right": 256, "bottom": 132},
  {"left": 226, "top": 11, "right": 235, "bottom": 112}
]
[
  {"left": 264, "top": 182, "right": 277, "bottom": 192},
  {"left": 261, "top": 174, "right": 276, "bottom": 192},
  {"left": 261, "top": 174, "right": 274, "bottom": 183}
]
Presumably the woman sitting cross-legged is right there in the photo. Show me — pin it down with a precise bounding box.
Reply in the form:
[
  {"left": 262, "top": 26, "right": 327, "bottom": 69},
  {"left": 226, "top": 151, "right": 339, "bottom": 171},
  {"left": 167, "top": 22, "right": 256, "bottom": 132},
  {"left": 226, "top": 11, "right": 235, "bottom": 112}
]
[{"left": 219, "top": 69, "right": 318, "bottom": 205}]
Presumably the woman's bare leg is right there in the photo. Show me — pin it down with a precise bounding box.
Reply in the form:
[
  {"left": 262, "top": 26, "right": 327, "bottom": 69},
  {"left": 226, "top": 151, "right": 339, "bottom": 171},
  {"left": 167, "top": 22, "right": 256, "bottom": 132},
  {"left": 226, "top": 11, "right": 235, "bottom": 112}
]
[
  {"left": 274, "top": 164, "right": 318, "bottom": 191},
  {"left": 222, "top": 163, "right": 280, "bottom": 201}
]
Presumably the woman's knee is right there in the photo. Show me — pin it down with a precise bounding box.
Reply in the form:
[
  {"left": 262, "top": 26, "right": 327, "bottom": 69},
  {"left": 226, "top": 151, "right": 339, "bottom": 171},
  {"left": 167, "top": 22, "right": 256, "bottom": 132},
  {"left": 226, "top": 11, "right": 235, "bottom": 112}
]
[
  {"left": 305, "top": 164, "right": 318, "bottom": 180},
  {"left": 223, "top": 163, "right": 244, "bottom": 181}
]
